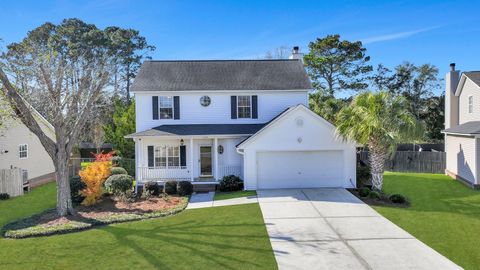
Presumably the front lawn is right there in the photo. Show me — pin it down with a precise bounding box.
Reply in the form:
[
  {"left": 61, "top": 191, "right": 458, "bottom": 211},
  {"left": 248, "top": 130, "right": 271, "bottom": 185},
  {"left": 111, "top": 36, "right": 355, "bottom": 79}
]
[
  {"left": 375, "top": 172, "right": 480, "bottom": 270},
  {"left": 0, "top": 184, "right": 276, "bottom": 269},
  {"left": 214, "top": 190, "right": 257, "bottom": 201}
]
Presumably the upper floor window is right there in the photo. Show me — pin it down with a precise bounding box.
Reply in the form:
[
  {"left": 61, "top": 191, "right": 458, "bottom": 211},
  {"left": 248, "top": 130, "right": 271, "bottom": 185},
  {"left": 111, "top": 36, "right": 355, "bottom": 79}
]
[
  {"left": 468, "top": 96, "right": 473, "bottom": 114},
  {"left": 154, "top": 146, "right": 180, "bottom": 168},
  {"left": 237, "top": 95, "right": 251, "bottom": 118},
  {"left": 19, "top": 144, "right": 28, "bottom": 159},
  {"left": 159, "top": 96, "right": 173, "bottom": 119}
]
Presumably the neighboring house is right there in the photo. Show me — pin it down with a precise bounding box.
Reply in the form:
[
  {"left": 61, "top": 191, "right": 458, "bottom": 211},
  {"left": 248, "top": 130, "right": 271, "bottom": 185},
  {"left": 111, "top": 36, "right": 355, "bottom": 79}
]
[
  {"left": 0, "top": 97, "right": 56, "bottom": 185},
  {"left": 126, "top": 48, "right": 356, "bottom": 190},
  {"left": 443, "top": 63, "right": 480, "bottom": 188}
]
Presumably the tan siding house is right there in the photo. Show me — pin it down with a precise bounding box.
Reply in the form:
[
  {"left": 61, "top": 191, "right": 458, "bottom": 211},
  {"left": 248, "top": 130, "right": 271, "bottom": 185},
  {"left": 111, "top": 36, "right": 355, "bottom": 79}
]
[
  {"left": 0, "top": 99, "right": 55, "bottom": 184},
  {"left": 443, "top": 65, "right": 480, "bottom": 188}
]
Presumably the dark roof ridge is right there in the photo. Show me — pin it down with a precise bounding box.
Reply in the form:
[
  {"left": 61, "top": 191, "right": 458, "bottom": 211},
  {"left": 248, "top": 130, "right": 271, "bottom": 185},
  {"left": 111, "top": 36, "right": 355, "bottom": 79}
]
[{"left": 143, "top": 59, "right": 301, "bottom": 63}]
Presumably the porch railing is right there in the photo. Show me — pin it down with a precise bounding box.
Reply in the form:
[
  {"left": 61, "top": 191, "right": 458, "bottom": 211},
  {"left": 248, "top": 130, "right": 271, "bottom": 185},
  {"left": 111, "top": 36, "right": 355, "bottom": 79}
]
[{"left": 138, "top": 166, "right": 190, "bottom": 182}]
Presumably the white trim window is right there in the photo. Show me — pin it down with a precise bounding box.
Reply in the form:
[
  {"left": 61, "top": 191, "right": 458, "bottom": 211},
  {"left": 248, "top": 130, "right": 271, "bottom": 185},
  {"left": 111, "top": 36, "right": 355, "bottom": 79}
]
[
  {"left": 237, "top": 95, "right": 251, "bottom": 118},
  {"left": 159, "top": 96, "right": 173, "bottom": 119},
  {"left": 468, "top": 95, "right": 473, "bottom": 114},
  {"left": 154, "top": 146, "right": 180, "bottom": 168},
  {"left": 19, "top": 144, "right": 28, "bottom": 159}
]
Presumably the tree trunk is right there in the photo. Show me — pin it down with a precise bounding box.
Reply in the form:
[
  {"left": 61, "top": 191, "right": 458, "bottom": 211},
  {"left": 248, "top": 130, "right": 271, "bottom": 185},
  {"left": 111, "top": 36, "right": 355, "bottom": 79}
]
[
  {"left": 126, "top": 65, "right": 131, "bottom": 105},
  {"left": 369, "top": 144, "right": 389, "bottom": 191},
  {"left": 55, "top": 145, "right": 75, "bottom": 216}
]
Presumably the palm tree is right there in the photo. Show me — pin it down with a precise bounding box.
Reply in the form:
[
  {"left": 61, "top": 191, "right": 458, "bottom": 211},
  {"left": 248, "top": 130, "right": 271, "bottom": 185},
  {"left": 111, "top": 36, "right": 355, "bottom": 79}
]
[{"left": 336, "top": 91, "right": 422, "bottom": 191}]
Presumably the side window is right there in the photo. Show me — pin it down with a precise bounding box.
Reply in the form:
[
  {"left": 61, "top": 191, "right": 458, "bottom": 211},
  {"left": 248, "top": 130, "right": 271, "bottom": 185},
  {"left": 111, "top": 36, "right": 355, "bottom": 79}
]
[
  {"left": 237, "top": 95, "right": 251, "bottom": 118},
  {"left": 468, "top": 96, "right": 473, "bottom": 114},
  {"left": 19, "top": 144, "right": 28, "bottom": 159},
  {"left": 159, "top": 96, "right": 173, "bottom": 119}
]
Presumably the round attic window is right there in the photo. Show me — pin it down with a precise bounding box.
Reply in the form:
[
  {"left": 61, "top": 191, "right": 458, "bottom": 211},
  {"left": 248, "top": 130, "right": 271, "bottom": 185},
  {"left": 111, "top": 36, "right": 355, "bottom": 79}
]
[{"left": 200, "top": 96, "right": 211, "bottom": 107}]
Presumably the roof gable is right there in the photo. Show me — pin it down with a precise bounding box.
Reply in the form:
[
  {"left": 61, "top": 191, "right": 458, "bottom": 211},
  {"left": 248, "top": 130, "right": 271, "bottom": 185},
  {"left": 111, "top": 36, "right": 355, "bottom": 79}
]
[
  {"left": 455, "top": 71, "right": 480, "bottom": 96},
  {"left": 131, "top": 60, "right": 312, "bottom": 92},
  {"left": 236, "top": 104, "right": 339, "bottom": 149}
]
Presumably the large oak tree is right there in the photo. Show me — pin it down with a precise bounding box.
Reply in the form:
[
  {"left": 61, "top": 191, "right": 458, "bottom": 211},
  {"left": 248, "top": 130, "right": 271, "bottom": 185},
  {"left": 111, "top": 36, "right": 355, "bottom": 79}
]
[{"left": 0, "top": 19, "right": 114, "bottom": 216}]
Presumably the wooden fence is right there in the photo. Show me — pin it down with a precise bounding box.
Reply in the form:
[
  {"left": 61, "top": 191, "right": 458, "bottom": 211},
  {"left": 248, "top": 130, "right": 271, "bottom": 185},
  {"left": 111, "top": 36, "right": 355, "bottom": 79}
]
[
  {"left": 0, "top": 168, "right": 24, "bottom": 197},
  {"left": 358, "top": 151, "right": 446, "bottom": 174}
]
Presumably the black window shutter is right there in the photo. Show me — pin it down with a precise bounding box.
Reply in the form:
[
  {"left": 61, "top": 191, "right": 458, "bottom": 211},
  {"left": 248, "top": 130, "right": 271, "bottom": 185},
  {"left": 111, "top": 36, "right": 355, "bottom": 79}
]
[
  {"left": 252, "top": 95, "right": 258, "bottom": 119},
  {"left": 231, "top": 96, "right": 237, "bottom": 119},
  {"left": 174, "top": 96, "right": 180, "bottom": 120},
  {"left": 147, "top": 146, "right": 154, "bottom": 167},
  {"left": 152, "top": 96, "right": 159, "bottom": 120},
  {"left": 180, "top": 145, "right": 186, "bottom": 167}
]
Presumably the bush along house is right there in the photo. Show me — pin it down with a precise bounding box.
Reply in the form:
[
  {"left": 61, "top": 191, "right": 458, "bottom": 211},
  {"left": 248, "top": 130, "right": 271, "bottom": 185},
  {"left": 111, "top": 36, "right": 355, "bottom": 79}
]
[{"left": 126, "top": 47, "right": 357, "bottom": 191}]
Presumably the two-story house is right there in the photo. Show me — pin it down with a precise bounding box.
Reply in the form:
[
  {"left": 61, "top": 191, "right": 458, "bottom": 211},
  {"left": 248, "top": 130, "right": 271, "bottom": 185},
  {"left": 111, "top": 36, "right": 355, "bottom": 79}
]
[
  {"left": 443, "top": 64, "right": 480, "bottom": 188},
  {"left": 127, "top": 49, "right": 356, "bottom": 191}
]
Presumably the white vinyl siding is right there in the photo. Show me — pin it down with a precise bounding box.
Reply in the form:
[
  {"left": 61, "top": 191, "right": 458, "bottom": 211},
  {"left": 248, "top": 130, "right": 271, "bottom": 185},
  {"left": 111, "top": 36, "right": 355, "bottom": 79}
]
[
  {"left": 458, "top": 79, "right": 480, "bottom": 124},
  {"left": 445, "top": 135, "right": 477, "bottom": 185},
  {"left": 18, "top": 144, "right": 28, "bottom": 159},
  {"left": 135, "top": 91, "right": 308, "bottom": 132}
]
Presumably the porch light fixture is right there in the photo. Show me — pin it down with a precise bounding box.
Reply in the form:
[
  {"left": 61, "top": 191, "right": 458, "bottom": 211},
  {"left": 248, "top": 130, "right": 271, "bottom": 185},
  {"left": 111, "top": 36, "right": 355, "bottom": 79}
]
[
  {"left": 180, "top": 139, "right": 184, "bottom": 146},
  {"left": 218, "top": 145, "right": 224, "bottom": 154}
]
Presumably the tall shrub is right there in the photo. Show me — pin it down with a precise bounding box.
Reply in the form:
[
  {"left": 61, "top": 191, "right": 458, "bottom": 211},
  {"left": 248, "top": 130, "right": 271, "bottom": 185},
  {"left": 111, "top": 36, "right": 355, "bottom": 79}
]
[{"left": 79, "top": 161, "right": 111, "bottom": 205}]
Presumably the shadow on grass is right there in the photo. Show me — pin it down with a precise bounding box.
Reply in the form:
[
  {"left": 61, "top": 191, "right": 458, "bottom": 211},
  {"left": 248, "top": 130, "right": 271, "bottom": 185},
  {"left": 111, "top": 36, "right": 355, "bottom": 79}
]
[{"left": 98, "top": 207, "right": 276, "bottom": 269}]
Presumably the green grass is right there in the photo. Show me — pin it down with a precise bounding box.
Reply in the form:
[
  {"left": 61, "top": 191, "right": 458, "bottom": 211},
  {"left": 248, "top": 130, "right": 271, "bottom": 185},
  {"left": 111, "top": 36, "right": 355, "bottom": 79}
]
[
  {"left": 375, "top": 172, "right": 480, "bottom": 270},
  {"left": 80, "top": 162, "right": 92, "bottom": 169},
  {"left": 0, "top": 183, "right": 276, "bottom": 270},
  {"left": 214, "top": 190, "right": 257, "bottom": 201}
]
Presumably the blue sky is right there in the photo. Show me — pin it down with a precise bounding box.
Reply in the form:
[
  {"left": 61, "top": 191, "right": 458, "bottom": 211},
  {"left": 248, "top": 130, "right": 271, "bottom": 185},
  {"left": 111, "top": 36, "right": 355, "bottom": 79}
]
[{"left": 1, "top": 0, "right": 479, "bottom": 95}]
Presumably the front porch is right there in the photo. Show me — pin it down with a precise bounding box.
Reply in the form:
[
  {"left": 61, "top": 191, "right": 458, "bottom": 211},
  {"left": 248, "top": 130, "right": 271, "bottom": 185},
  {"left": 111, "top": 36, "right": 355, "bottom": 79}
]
[{"left": 134, "top": 136, "right": 245, "bottom": 186}]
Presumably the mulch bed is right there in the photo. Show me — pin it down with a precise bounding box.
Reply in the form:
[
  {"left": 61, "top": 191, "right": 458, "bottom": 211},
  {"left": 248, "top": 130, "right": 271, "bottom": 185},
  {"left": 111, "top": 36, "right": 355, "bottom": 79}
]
[
  {"left": 3, "top": 195, "right": 188, "bottom": 239},
  {"left": 347, "top": 188, "right": 410, "bottom": 208}
]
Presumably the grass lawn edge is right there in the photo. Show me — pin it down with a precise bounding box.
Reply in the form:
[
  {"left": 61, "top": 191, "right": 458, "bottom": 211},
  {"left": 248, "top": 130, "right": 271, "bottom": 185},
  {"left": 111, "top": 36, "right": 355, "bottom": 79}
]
[{"left": 214, "top": 190, "right": 257, "bottom": 201}]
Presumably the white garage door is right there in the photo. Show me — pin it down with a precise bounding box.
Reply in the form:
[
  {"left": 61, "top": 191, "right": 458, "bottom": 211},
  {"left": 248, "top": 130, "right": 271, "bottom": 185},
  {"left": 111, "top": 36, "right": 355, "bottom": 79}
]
[{"left": 257, "top": 150, "right": 344, "bottom": 189}]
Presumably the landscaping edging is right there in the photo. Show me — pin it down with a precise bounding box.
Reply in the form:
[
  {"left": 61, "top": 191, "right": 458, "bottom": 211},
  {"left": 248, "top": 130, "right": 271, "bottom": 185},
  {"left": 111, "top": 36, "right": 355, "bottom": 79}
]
[{"left": 2, "top": 197, "right": 189, "bottom": 239}]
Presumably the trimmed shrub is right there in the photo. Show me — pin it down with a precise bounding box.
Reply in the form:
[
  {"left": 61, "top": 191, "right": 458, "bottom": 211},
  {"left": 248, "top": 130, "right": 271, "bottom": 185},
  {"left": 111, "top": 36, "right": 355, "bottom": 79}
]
[
  {"left": 219, "top": 175, "right": 244, "bottom": 192},
  {"left": 177, "top": 181, "right": 193, "bottom": 196},
  {"left": 0, "top": 193, "right": 10, "bottom": 200},
  {"left": 111, "top": 167, "right": 128, "bottom": 175},
  {"left": 368, "top": 191, "right": 381, "bottom": 200},
  {"left": 116, "top": 157, "right": 135, "bottom": 177},
  {"left": 358, "top": 187, "right": 370, "bottom": 197},
  {"left": 389, "top": 194, "right": 407, "bottom": 204},
  {"left": 104, "top": 174, "right": 134, "bottom": 195},
  {"left": 164, "top": 180, "right": 177, "bottom": 195},
  {"left": 144, "top": 182, "right": 161, "bottom": 196},
  {"left": 70, "top": 176, "right": 86, "bottom": 205}
]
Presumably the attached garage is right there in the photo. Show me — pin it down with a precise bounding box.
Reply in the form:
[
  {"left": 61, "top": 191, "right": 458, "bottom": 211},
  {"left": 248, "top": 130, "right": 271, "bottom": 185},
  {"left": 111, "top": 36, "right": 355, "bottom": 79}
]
[
  {"left": 256, "top": 150, "right": 344, "bottom": 189},
  {"left": 237, "top": 104, "right": 356, "bottom": 190}
]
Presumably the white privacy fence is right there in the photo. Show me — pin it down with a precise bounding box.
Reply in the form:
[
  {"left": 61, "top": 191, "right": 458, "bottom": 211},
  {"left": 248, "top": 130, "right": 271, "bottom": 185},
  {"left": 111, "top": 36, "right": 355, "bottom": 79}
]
[{"left": 0, "top": 168, "right": 24, "bottom": 197}]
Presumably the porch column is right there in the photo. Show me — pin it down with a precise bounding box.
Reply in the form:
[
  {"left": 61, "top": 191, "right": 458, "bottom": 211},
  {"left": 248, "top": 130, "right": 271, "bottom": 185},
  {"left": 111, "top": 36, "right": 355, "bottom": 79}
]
[
  {"left": 214, "top": 138, "right": 218, "bottom": 180},
  {"left": 190, "top": 138, "right": 194, "bottom": 182}
]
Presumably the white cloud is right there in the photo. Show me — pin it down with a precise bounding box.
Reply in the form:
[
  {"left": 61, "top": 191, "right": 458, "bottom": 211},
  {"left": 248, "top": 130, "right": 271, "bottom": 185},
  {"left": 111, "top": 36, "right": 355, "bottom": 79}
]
[{"left": 361, "top": 26, "right": 440, "bottom": 44}]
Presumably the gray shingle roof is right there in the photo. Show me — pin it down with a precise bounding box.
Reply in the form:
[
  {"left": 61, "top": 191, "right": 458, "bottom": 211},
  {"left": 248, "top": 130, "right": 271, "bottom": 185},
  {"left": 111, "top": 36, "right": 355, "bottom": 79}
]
[
  {"left": 464, "top": 71, "right": 480, "bottom": 87},
  {"left": 443, "top": 121, "right": 480, "bottom": 135},
  {"left": 131, "top": 60, "right": 312, "bottom": 92},
  {"left": 125, "top": 123, "right": 266, "bottom": 137}
]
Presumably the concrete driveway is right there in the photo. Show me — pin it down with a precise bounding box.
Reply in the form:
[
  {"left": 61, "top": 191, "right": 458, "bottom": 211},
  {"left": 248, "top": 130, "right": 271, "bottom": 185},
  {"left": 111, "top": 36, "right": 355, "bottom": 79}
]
[{"left": 258, "top": 188, "right": 462, "bottom": 270}]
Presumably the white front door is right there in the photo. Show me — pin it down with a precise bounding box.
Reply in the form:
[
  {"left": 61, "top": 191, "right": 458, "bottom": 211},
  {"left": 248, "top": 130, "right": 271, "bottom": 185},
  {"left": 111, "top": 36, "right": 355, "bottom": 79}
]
[
  {"left": 256, "top": 150, "right": 344, "bottom": 189},
  {"left": 199, "top": 146, "right": 213, "bottom": 176}
]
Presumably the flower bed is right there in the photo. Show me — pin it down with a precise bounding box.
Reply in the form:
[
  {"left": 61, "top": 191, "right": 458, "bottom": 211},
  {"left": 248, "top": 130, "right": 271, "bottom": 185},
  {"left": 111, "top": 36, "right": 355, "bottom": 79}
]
[{"left": 3, "top": 195, "right": 188, "bottom": 239}]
